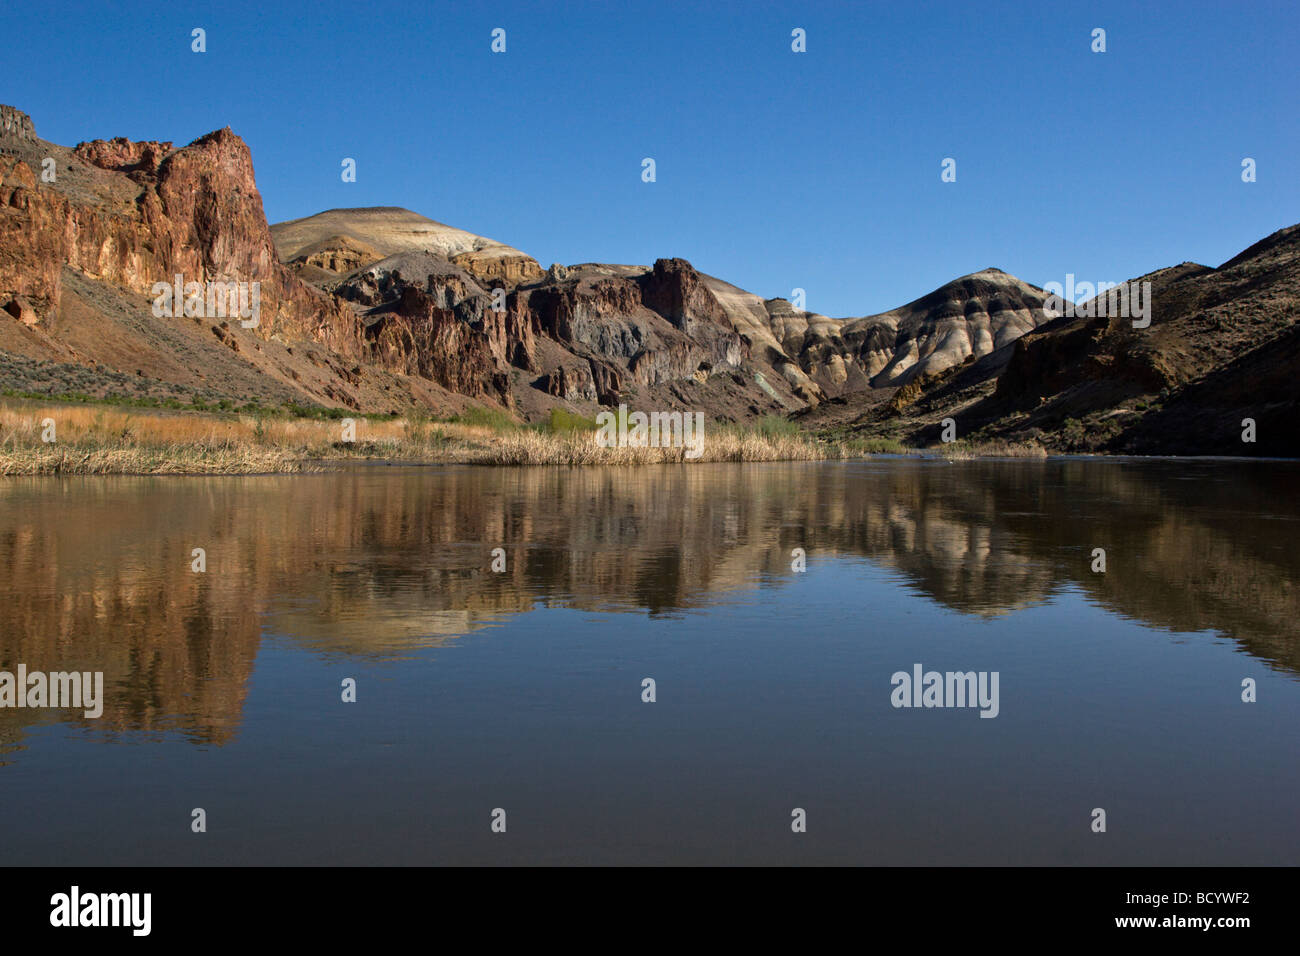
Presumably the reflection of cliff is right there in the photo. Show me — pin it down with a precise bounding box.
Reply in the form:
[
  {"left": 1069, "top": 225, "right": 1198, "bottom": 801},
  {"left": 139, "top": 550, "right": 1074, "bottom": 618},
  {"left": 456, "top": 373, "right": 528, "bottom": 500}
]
[
  {"left": 781, "top": 460, "right": 1300, "bottom": 671},
  {"left": 0, "top": 481, "right": 262, "bottom": 750},
  {"left": 1, "top": 459, "right": 1297, "bottom": 751}
]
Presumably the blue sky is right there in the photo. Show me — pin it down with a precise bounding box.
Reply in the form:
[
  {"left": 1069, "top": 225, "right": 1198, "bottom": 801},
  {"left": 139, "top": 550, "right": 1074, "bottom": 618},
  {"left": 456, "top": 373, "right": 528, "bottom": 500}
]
[{"left": 8, "top": 0, "right": 1297, "bottom": 316}]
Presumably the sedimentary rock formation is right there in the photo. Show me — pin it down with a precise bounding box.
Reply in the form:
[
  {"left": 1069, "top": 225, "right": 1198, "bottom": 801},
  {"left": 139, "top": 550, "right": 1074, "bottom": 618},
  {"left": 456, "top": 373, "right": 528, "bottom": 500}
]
[{"left": 11, "top": 103, "right": 1281, "bottom": 451}]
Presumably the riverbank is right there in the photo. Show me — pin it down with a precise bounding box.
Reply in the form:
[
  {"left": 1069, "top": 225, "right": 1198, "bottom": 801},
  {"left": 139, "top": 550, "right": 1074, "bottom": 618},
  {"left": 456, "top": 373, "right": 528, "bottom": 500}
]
[{"left": 0, "top": 400, "right": 1048, "bottom": 475}]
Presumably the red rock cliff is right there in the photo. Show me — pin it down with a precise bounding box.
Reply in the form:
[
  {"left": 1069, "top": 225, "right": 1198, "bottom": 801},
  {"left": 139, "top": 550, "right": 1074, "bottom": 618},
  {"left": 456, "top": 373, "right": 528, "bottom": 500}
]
[{"left": 0, "top": 117, "right": 362, "bottom": 356}]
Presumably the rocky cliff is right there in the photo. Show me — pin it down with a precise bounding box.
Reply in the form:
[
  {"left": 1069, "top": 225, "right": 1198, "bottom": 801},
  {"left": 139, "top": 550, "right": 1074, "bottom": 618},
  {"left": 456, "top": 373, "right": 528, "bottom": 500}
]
[
  {"left": 0, "top": 114, "right": 359, "bottom": 355},
  {"left": 6, "top": 104, "right": 1288, "bottom": 450}
]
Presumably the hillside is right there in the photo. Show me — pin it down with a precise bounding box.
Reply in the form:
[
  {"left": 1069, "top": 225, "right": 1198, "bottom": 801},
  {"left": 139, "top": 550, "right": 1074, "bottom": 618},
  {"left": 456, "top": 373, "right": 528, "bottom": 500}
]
[
  {"left": 801, "top": 225, "right": 1300, "bottom": 456},
  {"left": 271, "top": 206, "right": 545, "bottom": 287},
  {"left": 0, "top": 106, "right": 1061, "bottom": 426},
  {"left": 2, "top": 103, "right": 1295, "bottom": 456}
]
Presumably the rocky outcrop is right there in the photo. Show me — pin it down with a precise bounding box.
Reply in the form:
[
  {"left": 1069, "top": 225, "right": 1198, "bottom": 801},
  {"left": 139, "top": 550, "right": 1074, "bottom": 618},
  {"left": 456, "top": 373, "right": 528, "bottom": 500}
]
[
  {"left": 1, "top": 295, "right": 37, "bottom": 325},
  {"left": 333, "top": 251, "right": 539, "bottom": 377},
  {"left": 334, "top": 252, "right": 485, "bottom": 308},
  {"left": 75, "top": 138, "right": 172, "bottom": 178},
  {"left": 263, "top": 207, "right": 1057, "bottom": 419},
  {"left": 0, "top": 158, "right": 62, "bottom": 320},
  {"left": 638, "top": 257, "right": 733, "bottom": 336},
  {"left": 513, "top": 264, "right": 748, "bottom": 392},
  {"left": 629, "top": 339, "right": 743, "bottom": 387},
  {"left": 364, "top": 285, "right": 509, "bottom": 402},
  {"left": 536, "top": 358, "right": 625, "bottom": 406},
  {"left": 0, "top": 106, "right": 36, "bottom": 143},
  {"left": 536, "top": 365, "right": 595, "bottom": 402},
  {"left": 271, "top": 206, "right": 542, "bottom": 289},
  {"left": 288, "top": 235, "right": 381, "bottom": 276},
  {"left": 0, "top": 120, "right": 362, "bottom": 360},
  {"left": 522, "top": 273, "right": 647, "bottom": 351},
  {"left": 586, "top": 358, "right": 624, "bottom": 405},
  {"left": 450, "top": 248, "right": 544, "bottom": 286}
]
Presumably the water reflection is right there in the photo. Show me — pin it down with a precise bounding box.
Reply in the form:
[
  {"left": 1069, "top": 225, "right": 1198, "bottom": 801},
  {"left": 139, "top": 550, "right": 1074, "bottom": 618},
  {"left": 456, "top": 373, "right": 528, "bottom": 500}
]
[{"left": 1, "top": 458, "right": 1297, "bottom": 753}]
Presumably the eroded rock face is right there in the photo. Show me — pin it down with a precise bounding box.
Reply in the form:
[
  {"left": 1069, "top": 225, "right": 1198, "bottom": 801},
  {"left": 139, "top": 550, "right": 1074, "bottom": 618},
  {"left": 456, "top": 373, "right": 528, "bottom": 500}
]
[
  {"left": 586, "top": 358, "right": 624, "bottom": 405},
  {"left": 75, "top": 138, "right": 172, "bottom": 178},
  {"left": 515, "top": 264, "right": 748, "bottom": 391},
  {"left": 260, "top": 206, "right": 1057, "bottom": 418},
  {"left": 638, "top": 257, "right": 733, "bottom": 336},
  {"left": 365, "top": 285, "right": 509, "bottom": 402},
  {"left": 0, "top": 158, "right": 62, "bottom": 320},
  {"left": 334, "top": 252, "right": 539, "bottom": 384},
  {"left": 289, "top": 235, "right": 381, "bottom": 276},
  {"left": 0, "top": 106, "right": 1070, "bottom": 422},
  {"left": 0, "top": 122, "right": 362, "bottom": 359},
  {"left": 2, "top": 295, "right": 37, "bottom": 325},
  {"left": 0, "top": 106, "right": 36, "bottom": 143},
  {"left": 270, "top": 206, "right": 543, "bottom": 290},
  {"left": 535, "top": 360, "right": 626, "bottom": 406},
  {"left": 335, "top": 254, "right": 485, "bottom": 309},
  {"left": 536, "top": 365, "right": 596, "bottom": 403},
  {"left": 450, "top": 248, "right": 544, "bottom": 286},
  {"left": 524, "top": 273, "right": 658, "bottom": 359},
  {"left": 339, "top": 253, "right": 753, "bottom": 409},
  {"left": 833, "top": 271, "right": 1050, "bottom": 388},
  {"left": 629, "top": 339, "right": 744, "bottom": 387}
]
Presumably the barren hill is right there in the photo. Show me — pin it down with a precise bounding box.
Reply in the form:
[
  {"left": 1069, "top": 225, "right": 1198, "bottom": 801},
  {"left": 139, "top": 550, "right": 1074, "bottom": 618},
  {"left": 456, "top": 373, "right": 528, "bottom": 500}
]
[
  {"left": 803, "top": 225, "right": 1300, "bottom": 456},
  {"left": 272, "top": 207, "right": 544, "bottom": 287}
]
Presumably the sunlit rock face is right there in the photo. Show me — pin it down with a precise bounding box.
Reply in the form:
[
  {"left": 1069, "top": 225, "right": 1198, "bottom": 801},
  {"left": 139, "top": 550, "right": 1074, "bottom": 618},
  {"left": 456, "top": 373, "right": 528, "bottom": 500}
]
[{"left": 0, "top": 105, "right": 1061, "bottom": 422}]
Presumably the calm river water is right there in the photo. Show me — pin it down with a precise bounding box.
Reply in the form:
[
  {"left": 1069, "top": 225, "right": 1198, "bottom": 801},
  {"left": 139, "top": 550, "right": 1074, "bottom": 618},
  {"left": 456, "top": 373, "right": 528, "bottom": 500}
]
[{"left": 1, "top": 459, "right": 1296, "bottom": 864}]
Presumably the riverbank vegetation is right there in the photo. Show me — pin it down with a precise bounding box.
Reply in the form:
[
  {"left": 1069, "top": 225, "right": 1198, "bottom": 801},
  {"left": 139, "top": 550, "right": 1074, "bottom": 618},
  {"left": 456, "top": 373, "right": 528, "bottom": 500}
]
[{"left": 0, "top": 399, "right": 1047, "bottom": 475}]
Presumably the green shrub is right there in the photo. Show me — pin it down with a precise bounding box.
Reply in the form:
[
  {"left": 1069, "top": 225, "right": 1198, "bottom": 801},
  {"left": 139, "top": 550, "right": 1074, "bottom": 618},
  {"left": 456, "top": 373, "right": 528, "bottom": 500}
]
[
  {"left": 1060, "top": 418, "right": 1085, "bottom": 443},
  {"left": 753, "top": 414, "right": 801, "bottom": 438},
  {"left": 449, "top": 406, "right": 518, "bottom": 431},
  {"left": 545, "top": 407, "right": 598, "bottom": 433}
]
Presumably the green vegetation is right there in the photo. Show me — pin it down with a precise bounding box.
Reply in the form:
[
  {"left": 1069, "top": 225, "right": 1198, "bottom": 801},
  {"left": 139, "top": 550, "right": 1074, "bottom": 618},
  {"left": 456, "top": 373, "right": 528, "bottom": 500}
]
[
  {"left": 1060, "top": 417, "right": 1086, "bottom": 445},
  {"left": 542, "top": 407, "right": 599, "bottom": 433},
  {"left": 446, "top": 406, "right": 518, "bottom": 431},
  {"left": 1, "top": 386, "right": 192, "bottom": 411},
  {"left": 0, "top": 386, "right": 405, "bottom": 423},
  {"left": 278, "top": 401, "right": 392, "bottom": 422},
  {"left": 752, "top": 414, "right": 802, "bottom": 438}
]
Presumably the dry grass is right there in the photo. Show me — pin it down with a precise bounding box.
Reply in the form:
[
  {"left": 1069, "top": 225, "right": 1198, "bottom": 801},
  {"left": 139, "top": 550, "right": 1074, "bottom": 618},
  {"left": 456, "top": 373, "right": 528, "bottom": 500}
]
[
  {"left": 472, "top": 428, "right": 842, "bottom": 465},
  {"left": 931, "top": 439, "right": 1049, "bottom": 460},
  {"left": 0, "top": 399, "right": 1046, "bottom": 475},
  {"left": 2, "top": 444, "right": 308, "bottom": 475},
  {"left": 0, "top": 405, "right": 310, "bottom": 474},
  {"left": 0, "top": 401, "right": 850, "bottom": 474}
]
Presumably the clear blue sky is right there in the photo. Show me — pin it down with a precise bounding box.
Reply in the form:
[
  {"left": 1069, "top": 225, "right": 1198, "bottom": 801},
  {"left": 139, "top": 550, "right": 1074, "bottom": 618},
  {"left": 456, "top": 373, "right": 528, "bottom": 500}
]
[{"left": 8, "top": 0, "right": 1297, "bottom": 317}]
